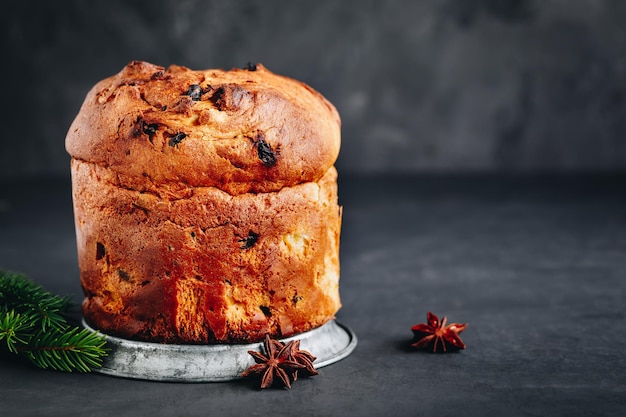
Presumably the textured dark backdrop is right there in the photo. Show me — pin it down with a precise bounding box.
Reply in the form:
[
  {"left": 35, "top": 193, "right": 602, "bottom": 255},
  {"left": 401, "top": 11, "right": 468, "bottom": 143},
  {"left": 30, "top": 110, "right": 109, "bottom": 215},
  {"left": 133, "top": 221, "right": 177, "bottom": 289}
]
[{"left": 2, "top": 0, "right": 626, "bottom": 179}]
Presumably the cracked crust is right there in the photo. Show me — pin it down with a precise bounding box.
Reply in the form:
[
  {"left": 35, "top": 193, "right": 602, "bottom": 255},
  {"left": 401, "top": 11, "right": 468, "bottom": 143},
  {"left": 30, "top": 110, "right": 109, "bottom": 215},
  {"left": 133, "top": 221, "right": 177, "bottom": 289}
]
[
  {"left": 66, "top": 61, "right": 342, "bottom": 343},
  {"left": 65, "top": 61, "right": 341, "bottom": 195}
]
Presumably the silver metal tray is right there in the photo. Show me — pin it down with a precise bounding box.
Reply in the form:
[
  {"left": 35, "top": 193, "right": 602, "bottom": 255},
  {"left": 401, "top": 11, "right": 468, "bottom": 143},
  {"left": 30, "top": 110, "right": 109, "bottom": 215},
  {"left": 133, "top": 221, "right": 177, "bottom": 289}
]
[{"left": 83, "top": 319, "right": 357, "bottom": 382}]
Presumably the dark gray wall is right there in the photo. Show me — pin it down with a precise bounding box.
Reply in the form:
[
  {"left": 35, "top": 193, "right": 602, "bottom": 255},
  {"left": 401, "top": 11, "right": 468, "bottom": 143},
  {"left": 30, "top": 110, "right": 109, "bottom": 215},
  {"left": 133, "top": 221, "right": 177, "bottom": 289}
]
[{"left": 2, "top": 0, "right": 626, "bottom": 179}]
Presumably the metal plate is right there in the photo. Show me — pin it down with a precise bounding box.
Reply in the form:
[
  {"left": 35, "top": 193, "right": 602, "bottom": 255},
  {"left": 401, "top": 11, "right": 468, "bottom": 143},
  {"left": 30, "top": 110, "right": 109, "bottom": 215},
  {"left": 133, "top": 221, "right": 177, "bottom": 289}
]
[{"left": 83, "top": 319, "right": 357, "bottom": 382}]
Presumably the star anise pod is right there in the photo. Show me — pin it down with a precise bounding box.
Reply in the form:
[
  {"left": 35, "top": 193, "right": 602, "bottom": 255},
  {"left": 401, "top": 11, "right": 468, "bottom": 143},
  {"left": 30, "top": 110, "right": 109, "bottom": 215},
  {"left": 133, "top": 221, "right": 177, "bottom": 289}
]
[
  {"left": 285, "top": 339, "right": 319, "bottom": 381},
  {"left": 241, "top": 334, "right": 305, "bottom": 389},
  {"left": 411, "top": 312, "right": 467, "bottom": 353},
  {"left": 266, "top": 337, "right": 319, "bottom": 381}
]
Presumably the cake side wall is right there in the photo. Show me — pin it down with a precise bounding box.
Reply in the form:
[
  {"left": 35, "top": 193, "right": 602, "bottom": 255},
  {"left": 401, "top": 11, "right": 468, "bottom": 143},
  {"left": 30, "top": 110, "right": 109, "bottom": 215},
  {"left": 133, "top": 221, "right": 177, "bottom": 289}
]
[{"left": 72, "top": 159, "right": 341, "bottom": 343}]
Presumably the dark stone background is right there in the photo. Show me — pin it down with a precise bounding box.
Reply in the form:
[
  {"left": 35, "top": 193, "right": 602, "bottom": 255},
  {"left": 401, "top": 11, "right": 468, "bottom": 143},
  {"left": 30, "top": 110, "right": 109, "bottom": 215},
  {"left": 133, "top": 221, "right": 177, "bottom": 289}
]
[{"left": 2, "top": 0, "right": 626, "bottom": 179}]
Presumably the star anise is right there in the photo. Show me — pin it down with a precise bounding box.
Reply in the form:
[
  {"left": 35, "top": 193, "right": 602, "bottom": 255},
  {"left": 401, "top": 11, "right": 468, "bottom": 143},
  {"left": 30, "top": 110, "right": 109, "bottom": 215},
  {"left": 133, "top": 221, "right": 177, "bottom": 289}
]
[
  {"left": 241, "top": 335, "right": 305, "bottom": 389},
  {"left": 411, "top": 312, "right": 467, "bottom": 353},
  {"left": 270, "top": 338, "right": 319, "bottom": 381}
]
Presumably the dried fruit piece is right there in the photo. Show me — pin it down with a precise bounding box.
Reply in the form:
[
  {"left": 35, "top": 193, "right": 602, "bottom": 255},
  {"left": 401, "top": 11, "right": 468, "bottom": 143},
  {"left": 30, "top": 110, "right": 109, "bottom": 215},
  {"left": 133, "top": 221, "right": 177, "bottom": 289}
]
[
  {"left": 208, "top": 84, "right": 249, "bottom": 111},
  {"left": 239, "top": 231, "right": 259, "bottom": 249},
  {"left": 95, "top": 242, "right": 106, "bottom": 260},
  {"left": 243, "top": 62, "right": 257, "bottom": 71},
  {"left": 168, "top": 132, "right": 187, "bottom": 147},
  {"left": 256, "top": 139, "right": 276, "bottom": 166},
  {"left": 151, "top": 70, "right": 165, "bottom": 80},
  {"left": 118, "top": 269, "right": 131, "bottom": 282},
  {"left": 185, "top": 84, "right": 204, "bottom": 101},
  {"left": 249, "top": 132, "right": 277, "bottom": 167},
  {"left": 142, "top": 121, "right": 159, "bottom": 137},
  {"left": 259, "top": 305, "right": 272, "bottom": 317}
]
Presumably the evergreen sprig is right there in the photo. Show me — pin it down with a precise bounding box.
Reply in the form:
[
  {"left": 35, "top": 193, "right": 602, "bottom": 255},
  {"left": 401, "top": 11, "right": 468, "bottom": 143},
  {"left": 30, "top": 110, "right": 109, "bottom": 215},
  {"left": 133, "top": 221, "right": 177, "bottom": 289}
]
[
  {"left": 0, "top": 309, "right": 33, "bottom": 353},
  {"left": 21, "top": 327, "right": 109, "bottom": 372},
  {"left": 0, "top": 270, "right": 71, "bottom": 331},
  {"left": 0, "top": 269, "right": 108, "bottom": 372}
]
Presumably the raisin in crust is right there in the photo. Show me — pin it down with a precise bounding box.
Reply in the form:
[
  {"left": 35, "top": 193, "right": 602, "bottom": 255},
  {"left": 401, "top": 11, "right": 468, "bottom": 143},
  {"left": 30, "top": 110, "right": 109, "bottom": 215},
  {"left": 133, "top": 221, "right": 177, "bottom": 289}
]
[
  {"left": 66, "top": 61, "right": 342, "bottom": 344},
  {"left": 65, "top": 60, "right": 341, "bottom": 195}
]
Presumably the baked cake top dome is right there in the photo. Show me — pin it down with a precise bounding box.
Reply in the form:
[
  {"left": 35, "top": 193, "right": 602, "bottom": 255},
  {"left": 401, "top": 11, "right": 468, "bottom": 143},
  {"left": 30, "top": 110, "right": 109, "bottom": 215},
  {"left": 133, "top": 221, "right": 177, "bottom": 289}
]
[{"left": 66, "top": 61, "right": 341, "bottom": 195}]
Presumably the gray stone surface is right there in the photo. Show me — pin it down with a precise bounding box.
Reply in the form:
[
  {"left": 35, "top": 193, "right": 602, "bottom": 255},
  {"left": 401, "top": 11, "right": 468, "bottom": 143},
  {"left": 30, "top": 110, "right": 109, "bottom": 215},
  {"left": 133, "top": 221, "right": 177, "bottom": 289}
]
[
  {"left": 1, "top": 175, "right": 625, "bottom": 416},
  {"left": 2, "top": 0, "right": 626, "bottom": 179}
]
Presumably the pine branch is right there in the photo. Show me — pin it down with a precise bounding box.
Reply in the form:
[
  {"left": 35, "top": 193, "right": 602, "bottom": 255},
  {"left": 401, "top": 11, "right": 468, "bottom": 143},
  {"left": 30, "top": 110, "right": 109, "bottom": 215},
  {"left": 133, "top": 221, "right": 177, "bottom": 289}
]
[
  {"left": 0, "top": 269, "right": 109, "bottom": 372},
  {"left": 0, "top": 270, "right": 70, "bottom": 331},
  {"left": 0, "top": 309, "right": 33, "bottom": 353},
  {"left": 20, "top": 327, "right": 109, "bottom": 373}
]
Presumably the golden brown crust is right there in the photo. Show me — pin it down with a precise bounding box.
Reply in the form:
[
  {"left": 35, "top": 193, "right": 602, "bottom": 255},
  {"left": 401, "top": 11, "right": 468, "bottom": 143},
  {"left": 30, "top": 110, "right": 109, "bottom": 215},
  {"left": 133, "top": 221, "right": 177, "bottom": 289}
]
[
  {"left": 65, "top": 61, "right": 341, "bottom": 195},
  {"left": 72, "top": 160, "right": 341, "bottom": 343},
  {"left": 67, "top": 61, "right": 342, "bottom": 343}
]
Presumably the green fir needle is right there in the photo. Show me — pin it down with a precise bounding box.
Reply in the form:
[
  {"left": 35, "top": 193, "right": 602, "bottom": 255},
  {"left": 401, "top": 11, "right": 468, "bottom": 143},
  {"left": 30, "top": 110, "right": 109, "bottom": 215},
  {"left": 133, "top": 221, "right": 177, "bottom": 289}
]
[{"left": 0, "top": 269, "right": 108, "bottom": 372}]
